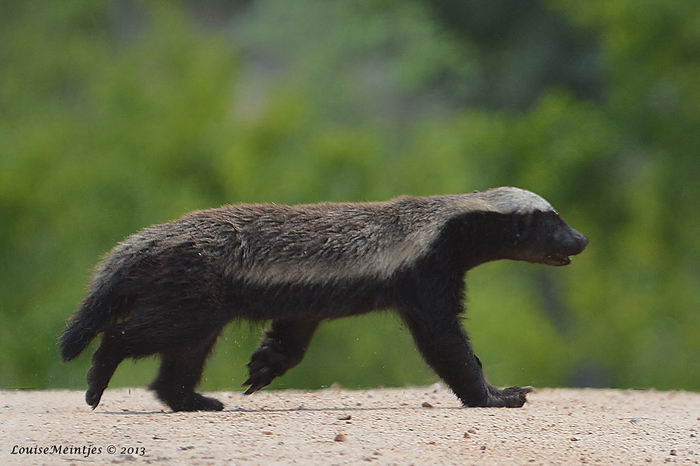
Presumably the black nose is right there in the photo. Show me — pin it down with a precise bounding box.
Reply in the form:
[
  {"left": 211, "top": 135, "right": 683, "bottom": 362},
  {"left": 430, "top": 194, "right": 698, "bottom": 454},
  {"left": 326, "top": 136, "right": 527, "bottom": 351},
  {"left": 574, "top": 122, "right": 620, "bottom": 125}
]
[
  {"left": 555, "top": 228, "right": 588, "bottom": 255},
  {"left": 568, "top": 229, "right": 588, "bottom": 255}
]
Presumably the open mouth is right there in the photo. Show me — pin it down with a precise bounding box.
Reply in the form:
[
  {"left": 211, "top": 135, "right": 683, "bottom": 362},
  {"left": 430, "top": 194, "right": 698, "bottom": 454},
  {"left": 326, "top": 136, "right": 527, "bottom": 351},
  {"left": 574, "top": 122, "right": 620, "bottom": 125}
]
[{"left": 543, "top": 254, "right": 572, "bottom": 266}]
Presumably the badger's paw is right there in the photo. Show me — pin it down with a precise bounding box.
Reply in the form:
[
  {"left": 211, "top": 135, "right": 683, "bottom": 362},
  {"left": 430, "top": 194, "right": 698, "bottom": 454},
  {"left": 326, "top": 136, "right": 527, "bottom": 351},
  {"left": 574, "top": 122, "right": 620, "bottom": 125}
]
[
  {"left": 168, "top": 393, "right": 224, "bottom": 412},
  {"left": 241, "top": 343, "right": 291, "bottom": 395},
  {"left": 85, "top": 387, "right": 105, "bottom": 410},
  {"left": 461, "top": 384, "right": 533, "bottom": 408},
  {"left": 484, "top": 385, "right": 533, "bottom": 408}
]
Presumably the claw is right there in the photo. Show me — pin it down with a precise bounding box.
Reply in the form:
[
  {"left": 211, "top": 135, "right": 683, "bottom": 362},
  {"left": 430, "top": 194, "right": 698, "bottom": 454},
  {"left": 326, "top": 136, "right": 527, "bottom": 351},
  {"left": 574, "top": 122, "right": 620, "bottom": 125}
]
[
  {"left": 504, "top": 385, "right": 534, "bottom": 394},
  {"left": 85, "top": 389, "right": 103, "bottom": 410},
  {"left": 242, "top": 366, "right": 275, "bottom": 395},
  {"left": 243, "top": 382, "right": 268, "bottom": 395}
]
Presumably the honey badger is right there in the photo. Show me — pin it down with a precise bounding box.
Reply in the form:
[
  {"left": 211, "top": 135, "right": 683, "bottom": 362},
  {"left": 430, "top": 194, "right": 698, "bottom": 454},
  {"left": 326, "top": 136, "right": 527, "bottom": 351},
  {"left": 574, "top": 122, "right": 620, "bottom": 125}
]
[{"left": 59, "top": 187, "right": 588, "bottom": 411}]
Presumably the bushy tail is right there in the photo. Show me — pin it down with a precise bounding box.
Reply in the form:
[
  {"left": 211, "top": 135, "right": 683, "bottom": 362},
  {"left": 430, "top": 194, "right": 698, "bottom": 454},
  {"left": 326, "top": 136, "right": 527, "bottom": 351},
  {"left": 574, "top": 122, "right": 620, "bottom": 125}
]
[{"left": 59, "top": 253, "right": 135, "bottom": 361}]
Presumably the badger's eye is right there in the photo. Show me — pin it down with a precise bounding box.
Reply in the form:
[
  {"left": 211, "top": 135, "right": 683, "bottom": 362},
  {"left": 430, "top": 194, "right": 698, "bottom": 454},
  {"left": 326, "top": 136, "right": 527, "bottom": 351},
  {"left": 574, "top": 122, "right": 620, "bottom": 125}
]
[
  {"left": 519, "top": 214, "right": 534, "bottom": 233},
  {"left": 514, "top": 214, "right": 534, "bottom": 242}
]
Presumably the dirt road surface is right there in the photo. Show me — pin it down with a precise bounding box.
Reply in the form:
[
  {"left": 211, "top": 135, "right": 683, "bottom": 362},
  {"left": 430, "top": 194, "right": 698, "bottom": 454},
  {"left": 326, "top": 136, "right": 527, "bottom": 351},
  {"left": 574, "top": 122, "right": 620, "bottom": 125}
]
[{"left": 1, "top": 386, "right": 699, "bottom": 465}]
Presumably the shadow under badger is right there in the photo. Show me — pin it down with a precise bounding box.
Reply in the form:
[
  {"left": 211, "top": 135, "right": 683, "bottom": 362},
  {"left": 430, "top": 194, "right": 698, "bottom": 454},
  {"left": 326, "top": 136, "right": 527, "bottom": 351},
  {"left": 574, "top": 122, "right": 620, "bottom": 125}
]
[{"left": 59, "top": 187, "right": 588, "bottom": 412}]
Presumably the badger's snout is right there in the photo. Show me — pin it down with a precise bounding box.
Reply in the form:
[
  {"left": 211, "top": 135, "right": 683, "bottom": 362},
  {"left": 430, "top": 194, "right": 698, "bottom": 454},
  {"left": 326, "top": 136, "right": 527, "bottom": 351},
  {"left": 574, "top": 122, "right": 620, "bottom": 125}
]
[
  {"left": 562, "top": 228, "right": 588, "bottom": 256},
  {"left": 544, "top": 227, "right": 588, "bottom": 266}
]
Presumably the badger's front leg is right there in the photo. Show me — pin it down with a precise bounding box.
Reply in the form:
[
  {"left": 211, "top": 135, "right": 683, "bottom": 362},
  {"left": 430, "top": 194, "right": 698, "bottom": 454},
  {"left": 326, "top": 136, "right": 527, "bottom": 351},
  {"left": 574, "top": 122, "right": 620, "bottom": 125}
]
[
  {"left": 400, "top": 303, "right": 531, "bottom": 408},
  {"left": 242, "top": 319, "right": 320, "bottom": 395}
]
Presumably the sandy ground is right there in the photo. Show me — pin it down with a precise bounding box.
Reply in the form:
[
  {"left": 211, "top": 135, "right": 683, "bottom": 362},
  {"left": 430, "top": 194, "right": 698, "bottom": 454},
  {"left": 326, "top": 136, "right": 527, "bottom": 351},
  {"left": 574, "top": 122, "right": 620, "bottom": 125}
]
[{"left": 1, "top": 386, "right": 699, "bottom": 465}]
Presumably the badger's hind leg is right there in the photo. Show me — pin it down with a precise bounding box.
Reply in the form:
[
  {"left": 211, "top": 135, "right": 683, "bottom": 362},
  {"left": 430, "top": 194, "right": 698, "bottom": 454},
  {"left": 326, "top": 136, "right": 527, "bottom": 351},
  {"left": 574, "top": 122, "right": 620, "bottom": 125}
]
[
  {"left": 85, "top": 332, "right": 125, "bottom": 409},
  {"left": 149, "top": 329, "right": 223, "bottom": 412},
  {"left": 243, "top": 319, "right": 320, "bottom": 395},
  {"left": 85, "top": 308, "right": 225, "bottom": 411}
]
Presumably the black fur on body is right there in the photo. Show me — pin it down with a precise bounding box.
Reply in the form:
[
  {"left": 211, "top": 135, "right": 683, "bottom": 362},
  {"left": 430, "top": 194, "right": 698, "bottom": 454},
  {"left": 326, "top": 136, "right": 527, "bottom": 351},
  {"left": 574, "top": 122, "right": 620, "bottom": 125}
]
[{"left": 59, "top": 187, "right": 588, "bottom": 412}]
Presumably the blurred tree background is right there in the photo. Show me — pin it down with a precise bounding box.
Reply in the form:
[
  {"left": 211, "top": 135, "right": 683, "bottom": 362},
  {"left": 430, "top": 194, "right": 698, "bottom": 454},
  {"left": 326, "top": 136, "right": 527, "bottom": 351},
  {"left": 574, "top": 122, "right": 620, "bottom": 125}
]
[{"left": 1, "top": 0, "right": 698, "bottom": 393}]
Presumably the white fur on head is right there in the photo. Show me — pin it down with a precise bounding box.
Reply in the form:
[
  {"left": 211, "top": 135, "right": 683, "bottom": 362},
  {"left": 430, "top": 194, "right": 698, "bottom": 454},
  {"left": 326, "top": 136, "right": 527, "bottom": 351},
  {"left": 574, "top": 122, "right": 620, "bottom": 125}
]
[{"left": 477, "top": 187, "right": 556, "bottom": 214}]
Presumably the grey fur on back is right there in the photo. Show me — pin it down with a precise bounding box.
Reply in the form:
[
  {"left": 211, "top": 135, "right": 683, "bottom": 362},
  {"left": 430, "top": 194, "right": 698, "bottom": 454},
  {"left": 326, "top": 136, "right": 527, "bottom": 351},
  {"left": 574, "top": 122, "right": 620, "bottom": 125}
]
[{"left": 130, "top": 186, "right": 555, "bottom": 286}]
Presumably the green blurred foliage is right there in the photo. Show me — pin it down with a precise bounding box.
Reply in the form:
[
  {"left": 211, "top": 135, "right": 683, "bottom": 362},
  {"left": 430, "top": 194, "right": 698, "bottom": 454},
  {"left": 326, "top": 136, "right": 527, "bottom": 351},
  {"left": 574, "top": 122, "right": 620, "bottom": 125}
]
[{"left": 0, "top": 0, "right": 698, "bottom": 393}]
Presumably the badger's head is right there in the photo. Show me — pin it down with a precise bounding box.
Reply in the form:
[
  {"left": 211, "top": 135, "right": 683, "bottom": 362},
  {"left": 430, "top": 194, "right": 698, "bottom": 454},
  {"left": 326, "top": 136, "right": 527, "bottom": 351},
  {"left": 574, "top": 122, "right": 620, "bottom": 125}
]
[{"left": 478, "top": 187, "right": 589, "bottom": 266}]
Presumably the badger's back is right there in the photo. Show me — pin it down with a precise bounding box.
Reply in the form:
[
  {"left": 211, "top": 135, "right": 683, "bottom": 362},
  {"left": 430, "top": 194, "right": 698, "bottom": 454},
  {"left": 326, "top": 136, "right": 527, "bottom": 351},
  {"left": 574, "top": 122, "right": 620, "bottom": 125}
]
[
  {"left": 116, "top": 188, "right": 549, "bottom": 287},
  {"left": 180, "top": 198, "right": 455, "bottom": 286}
]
